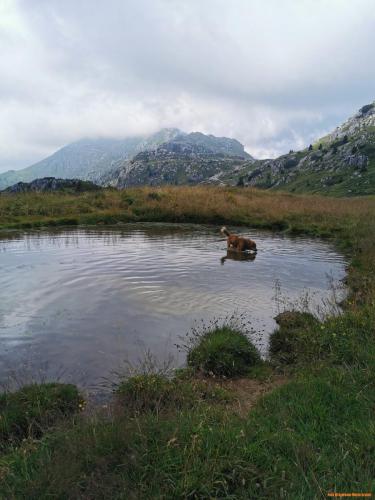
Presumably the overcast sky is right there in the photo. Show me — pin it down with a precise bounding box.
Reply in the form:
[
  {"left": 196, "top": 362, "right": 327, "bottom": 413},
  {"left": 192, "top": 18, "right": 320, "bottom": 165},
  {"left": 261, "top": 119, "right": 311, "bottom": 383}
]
[{"left": 0, "top": 0, "right": 374, "bottom": 172}]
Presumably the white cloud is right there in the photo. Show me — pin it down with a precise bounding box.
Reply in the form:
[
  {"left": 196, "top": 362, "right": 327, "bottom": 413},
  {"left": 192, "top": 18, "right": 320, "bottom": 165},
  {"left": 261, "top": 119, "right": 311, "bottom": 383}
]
[{"left": 0, "top": 0, "right": 374, "bottom": 171}]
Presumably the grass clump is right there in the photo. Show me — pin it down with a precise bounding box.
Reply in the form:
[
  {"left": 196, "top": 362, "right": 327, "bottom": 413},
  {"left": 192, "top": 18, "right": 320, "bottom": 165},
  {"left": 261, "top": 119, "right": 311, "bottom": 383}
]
[
  {"left": 117, "top": 373, "right": 174, "bottom": 412},
  {"left": 270, "top": 307, "right": 375, "bottom": 368},
  {"left": 269, "top": 311, "right": 320, "bottom": 364},
  {"left": 0, "top": 383, "right": 81, "bottom": 450},
  {"left": 187, "top": 326, "right": 261, "bottom": 377},
  {"left": 116, "top": 373, "right": 232, "bottom": 413}
]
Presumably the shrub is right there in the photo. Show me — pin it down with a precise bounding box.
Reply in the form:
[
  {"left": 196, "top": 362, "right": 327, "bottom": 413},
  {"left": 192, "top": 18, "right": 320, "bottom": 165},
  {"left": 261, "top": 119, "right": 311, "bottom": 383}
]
[
  {"left": 0, "top": 383, "right": 81, "bottom": 449},
  {"left": 187, "top": 326, "right": 261, "bottom": 377}
]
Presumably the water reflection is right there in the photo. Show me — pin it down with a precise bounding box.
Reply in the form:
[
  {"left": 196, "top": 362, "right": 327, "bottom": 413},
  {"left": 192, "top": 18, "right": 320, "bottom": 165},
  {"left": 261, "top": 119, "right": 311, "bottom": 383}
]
[{"left": 221, "top": 250, "right": 257, "bottom": 265}]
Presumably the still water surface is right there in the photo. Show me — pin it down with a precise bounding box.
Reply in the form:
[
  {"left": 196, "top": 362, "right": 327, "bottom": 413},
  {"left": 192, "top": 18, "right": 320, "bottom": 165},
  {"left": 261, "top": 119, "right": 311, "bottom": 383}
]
[{"left": 0, "top": 224, "right": 346, "bottom": 391}]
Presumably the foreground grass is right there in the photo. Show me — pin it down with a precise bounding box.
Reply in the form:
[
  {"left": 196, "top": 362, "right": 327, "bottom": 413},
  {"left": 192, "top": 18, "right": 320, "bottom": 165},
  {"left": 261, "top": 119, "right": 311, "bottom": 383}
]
[
  {"left": 1, "top": 356, "right": 374, "bottom": 498},
  {"left": 0, "top": 186, "right": 375, "bottom": 498}
]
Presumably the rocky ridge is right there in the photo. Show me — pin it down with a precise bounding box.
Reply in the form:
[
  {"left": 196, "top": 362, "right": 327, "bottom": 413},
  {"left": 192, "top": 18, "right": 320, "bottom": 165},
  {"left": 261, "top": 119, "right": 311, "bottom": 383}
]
[{"left": 1, "top": 177, "right": 100, "bottom": 194}]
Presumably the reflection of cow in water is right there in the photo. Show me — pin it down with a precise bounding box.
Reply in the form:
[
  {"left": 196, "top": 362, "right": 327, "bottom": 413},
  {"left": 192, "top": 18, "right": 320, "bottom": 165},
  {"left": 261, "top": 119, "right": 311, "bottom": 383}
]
[
  {"left": 220, "top": 227, "right": 257, "bottom": 252},
  {"left": 220, "top": 249, "right": 257, "bottom": 265}
]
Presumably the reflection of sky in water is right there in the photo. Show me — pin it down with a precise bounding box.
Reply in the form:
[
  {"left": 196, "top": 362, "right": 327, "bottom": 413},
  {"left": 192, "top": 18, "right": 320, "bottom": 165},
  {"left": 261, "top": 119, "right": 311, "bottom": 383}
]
[{"left": 0, "top": 224, "right": 347, "bottom": 392}]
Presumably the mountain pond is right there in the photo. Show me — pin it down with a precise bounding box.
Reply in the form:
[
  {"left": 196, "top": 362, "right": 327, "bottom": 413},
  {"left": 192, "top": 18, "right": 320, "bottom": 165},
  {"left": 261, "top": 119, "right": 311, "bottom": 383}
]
[{"left": 0, "top": 224, "right": 347, "bottom": 395}]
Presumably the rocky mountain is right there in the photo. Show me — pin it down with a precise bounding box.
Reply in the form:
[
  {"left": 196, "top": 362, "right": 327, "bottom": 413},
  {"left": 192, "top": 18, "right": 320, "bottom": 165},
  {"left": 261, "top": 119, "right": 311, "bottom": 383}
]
[
  {"left": 102, "top": 132, "right": 252, "bottom": 187},
  {"left": 1, "top": 177, "right": 100, "bottom": 194},
  {"left": 0, "top": 129, "right": 181, "bottom": 190},
  {"left": 215, "top": 102, "right": 375, "bottom": 196}
]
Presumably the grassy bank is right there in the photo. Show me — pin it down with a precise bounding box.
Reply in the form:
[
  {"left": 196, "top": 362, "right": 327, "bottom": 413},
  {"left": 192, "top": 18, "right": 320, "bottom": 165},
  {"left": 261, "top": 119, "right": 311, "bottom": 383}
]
[
  {"left": 0, "top": 186, "right": 374, "bottom": 498},
  {"left": 1, "top": 185, "right": 374, "bottom": 236}
]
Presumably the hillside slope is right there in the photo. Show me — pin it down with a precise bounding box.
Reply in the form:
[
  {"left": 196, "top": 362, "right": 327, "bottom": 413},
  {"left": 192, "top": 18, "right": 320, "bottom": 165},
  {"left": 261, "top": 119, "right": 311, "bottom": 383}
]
[{"left": 217, "top": 102, "right": 375, "bottom": 196}]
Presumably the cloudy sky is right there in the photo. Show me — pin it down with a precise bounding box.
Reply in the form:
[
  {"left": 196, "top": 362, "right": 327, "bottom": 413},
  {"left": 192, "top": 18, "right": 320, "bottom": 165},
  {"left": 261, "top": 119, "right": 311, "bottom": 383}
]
[{"left": 0, "top": 0, "right": 374, "bottom": 172}]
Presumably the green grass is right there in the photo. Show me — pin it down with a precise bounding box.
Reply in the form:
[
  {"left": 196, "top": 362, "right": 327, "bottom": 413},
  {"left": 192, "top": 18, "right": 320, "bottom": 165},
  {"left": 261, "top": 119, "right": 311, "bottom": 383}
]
[
  {"left": 0, "top": 383, "right": 81, "bottom": 451},
  {"left": 0, "top": 186, "right": 375, "bottom": 497}
]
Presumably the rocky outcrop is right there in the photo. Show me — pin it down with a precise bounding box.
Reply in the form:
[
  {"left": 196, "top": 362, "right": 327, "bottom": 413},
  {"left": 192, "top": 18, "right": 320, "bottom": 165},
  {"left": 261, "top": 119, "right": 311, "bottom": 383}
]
[
  {"left": 157, "top": 132, "right": 251, "bottom": 158},
  {"left": 101, "top": 132, "right": 252, "bottom": 188},
  {"left": 105, "top": 151, "right": 246, "bottom": 189},
  {"left": 2, "top": 177, "right": 101, "bottom": 194}
]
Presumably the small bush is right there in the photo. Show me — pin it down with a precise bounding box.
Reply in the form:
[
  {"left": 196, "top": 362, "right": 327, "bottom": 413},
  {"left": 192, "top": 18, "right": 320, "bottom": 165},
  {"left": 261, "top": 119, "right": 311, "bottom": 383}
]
[
  {"left": 0, "top": 383, "right": 81, "bottom": 449},
  {"left": 187, "top": 326, "right": 261, "bottom": 377},
  {"left": 116, "top": 373, "right": 231, "bottom": 412}
]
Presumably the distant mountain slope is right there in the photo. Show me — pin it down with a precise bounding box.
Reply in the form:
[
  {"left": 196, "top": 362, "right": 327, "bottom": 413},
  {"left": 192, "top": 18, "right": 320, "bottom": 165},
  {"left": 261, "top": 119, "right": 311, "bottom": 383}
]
[
  {"left": 103, "top": 132, "right": 252, "bottom": 187},
  {"left": 0, "top": 129, "right": 181, "bottom": 190},
  {"left": 216, "top": 102, "right": 375, "bottom": 196},
  {"left": 1, "top": 177, "right": 100, "bottom": 194}
]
